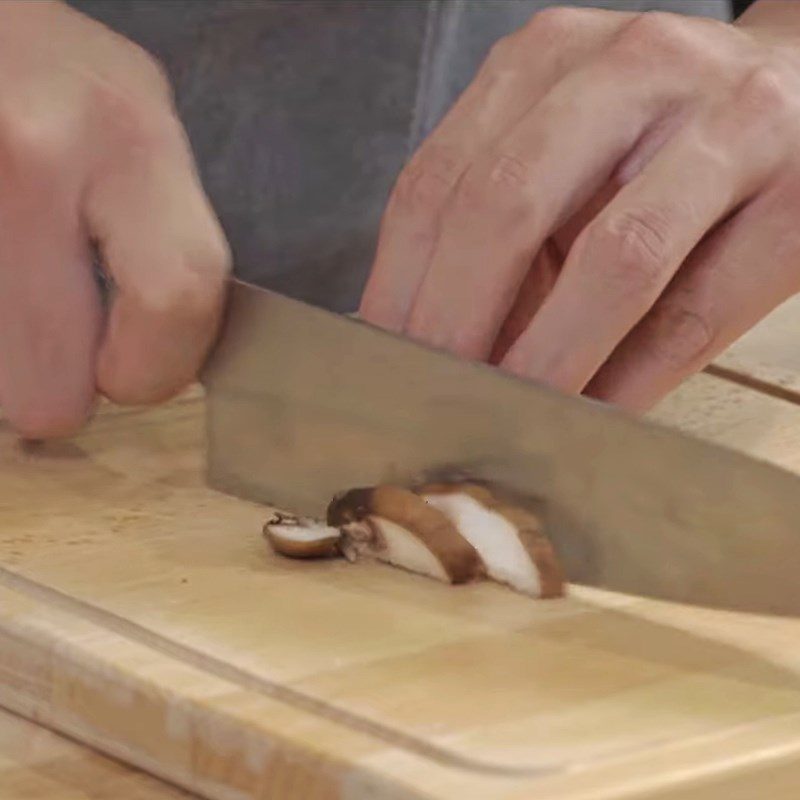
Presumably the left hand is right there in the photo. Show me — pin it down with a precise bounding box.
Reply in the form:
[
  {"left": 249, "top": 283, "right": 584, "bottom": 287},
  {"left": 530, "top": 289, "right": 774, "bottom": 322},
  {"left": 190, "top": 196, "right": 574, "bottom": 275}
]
[{"left": 360, "top": 4, "right": 800, "bottom": 412}]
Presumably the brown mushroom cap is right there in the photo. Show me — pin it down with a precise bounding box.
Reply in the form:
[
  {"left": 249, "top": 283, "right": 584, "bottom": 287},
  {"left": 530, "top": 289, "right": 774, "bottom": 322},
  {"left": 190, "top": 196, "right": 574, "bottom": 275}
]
[{"left": 327, "top": 486, "right": 484, "bottom": 584}]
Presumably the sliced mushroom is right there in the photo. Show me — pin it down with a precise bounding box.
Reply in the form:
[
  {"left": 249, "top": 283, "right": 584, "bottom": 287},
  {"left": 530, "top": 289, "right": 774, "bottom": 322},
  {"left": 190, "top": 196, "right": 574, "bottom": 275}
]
[
  {"left": 327, "top": 485, "right": 484, "bottom": 584},
  {"left": 264, "top": 482, "right": 563, "bottom": 599},
  {"left": 419, "top": 483, "right": 564, "bottom": 598},
  {"left": 263, "top": 512, "right": 341, "bottom": 559}
]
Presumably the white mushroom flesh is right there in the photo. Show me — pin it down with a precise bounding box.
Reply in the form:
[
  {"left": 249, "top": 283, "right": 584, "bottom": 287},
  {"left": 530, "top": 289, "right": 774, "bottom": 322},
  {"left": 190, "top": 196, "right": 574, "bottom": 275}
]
[
  {"left": 369, "top": 516, "right": 450, "bottom": 582},
  {"left": 343, "top": 516, "right": 450, "bottom": 583},
  {"left": 266, "top": 520, "right": 339, "bottom": 542},
  {"left": 264, "top": 514, "right": 341, "bottom": 558},
  {"left": 422, "top": 492, "right": 541, "bottom": 596}
]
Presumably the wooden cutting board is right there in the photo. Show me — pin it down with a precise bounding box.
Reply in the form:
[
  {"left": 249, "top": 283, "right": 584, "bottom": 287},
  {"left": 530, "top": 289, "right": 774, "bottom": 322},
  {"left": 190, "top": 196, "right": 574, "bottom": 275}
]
[
  {"left": 2, "top": 325, "right": 800, "bottom": 798},
  {"left": 0, "top": 706, "right": 192, "bottom": 799}
]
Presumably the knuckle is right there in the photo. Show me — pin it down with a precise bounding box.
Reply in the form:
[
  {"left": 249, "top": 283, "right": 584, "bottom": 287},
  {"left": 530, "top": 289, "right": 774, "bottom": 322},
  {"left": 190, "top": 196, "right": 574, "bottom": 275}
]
[
  {"left": 390, "top": 144, "right": 463, "bottom": 216},
  {"left": 125, "top": 224, "right": 230, "bottom": 324},
  {"left": 0, "top": 112, "right": 67, "bottom": 178},
  {"left": 486, "top": 7, "right": 590, "bottom": 70},
  {"left": 448, "top": 169, "right": 483, "bottom": 216},
  {"left": 142, "top": 249, "right": 228, "bottom": 320},
  {"left": 587, "top": 207, "right": 672, "bottom": 295},
  {"left": 134, "top": 49, "right": 175, "bottom": 102},
  {"left": 736, "top": 64, "right": 795, "bottom": 119},
  {"left": 407, "top": 317, "right": 484, "bottom": 360},
  {"left": 87, "top": 69, "right": 181, "bottom": 159},
  {"left": 640, "top": 302, "right": 715, "bottom": 368},
  {"left": 478, "top": 36, "right": 525, "bottom": 96},
  {"left": 485, "top": 33, "right": 521, "bottom": 70},
  {"left": 612, "top": 11, "right": 694, "bottom": 63},
  {"left": 522, "top": 6, "right": 588, "bottom": 43},
  {"left": 452, "top": 151, "right": 535, "bottom": 223},
  {"left": 621, "top": 11, "right": 681, "bottom": 45},
  {"left": 173, "top": 261, "right": 226, "bottom": 319},
  {"left": 101, "top": 94, "right": 179, "bottom": 157},
  {"left": 485, "top": 151, "right": 533, "bottom": 190},
  {"left": 114, "top": 32, "right": 176, "bottom": 103}
]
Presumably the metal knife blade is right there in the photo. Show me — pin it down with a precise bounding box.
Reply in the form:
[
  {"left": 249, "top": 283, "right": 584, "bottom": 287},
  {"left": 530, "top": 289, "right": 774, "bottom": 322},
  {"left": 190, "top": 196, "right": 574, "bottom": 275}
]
[{"left": 202, "top": 279, "right": 800, "bottom": 616}]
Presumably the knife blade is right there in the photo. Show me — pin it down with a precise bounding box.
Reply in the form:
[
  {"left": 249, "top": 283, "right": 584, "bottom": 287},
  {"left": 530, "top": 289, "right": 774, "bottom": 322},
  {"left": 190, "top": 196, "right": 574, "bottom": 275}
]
[{"left": 202, "top": 279, "right": 800, "bottom": 616}]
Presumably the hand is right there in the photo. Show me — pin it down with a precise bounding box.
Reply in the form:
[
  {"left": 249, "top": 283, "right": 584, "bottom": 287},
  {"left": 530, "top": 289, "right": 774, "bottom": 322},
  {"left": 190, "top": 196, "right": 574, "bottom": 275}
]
[
  {"left": 0, "top": 1, "right": 229, "bottom": 437},
  {"left": 361, "top": 1, "right": 800, "bottom": 412}
]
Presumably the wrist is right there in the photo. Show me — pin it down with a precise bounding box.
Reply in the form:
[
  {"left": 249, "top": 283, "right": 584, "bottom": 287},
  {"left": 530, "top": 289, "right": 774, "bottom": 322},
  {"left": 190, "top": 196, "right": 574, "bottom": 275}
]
[{"left": 736, "top": 0, "right": 800, "bottom": 36}]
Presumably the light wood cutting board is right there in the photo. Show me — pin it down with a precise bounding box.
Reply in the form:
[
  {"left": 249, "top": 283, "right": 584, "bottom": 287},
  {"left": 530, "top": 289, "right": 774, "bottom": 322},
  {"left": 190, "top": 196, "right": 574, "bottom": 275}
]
[
  {"left": 2, "top": 332, "right": 800, "bottom": 798},
  {"left": 0, "top": 706, "right": 192, "bottom": 799}
]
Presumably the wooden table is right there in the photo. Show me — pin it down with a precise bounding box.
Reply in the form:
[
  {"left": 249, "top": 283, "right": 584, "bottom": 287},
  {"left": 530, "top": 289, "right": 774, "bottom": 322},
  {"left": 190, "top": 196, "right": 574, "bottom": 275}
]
[{"left": 3, "top": 298, "right": 800, "bottom": 800}]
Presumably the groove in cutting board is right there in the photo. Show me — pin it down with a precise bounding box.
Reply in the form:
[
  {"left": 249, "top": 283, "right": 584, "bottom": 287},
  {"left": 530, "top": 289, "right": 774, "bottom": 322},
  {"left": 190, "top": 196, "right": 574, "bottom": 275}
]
[
  {"left": 5, "top": 557, "right": 800, "bottom": 786},
  {"left": 0, "top": 705, "right": 196, "bottom": 799},
  {"left": 703, "top": 364, "right": 800, "bottom": 407},
  {"left": 0, "top": 564, "right": 562, "bottom": 778}
]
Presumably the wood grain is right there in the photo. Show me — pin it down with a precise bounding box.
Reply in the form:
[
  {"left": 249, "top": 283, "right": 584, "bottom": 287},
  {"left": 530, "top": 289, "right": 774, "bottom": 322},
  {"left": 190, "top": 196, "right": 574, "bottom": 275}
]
[
  {"left": 652, "top": 371, "right": 800, "bottom": 472},
  {"left": 0, "top": 706, "right": 191, "bottom": 799},
  {"left": 0, "top": 377, "right": 799, "bottom": 799}
]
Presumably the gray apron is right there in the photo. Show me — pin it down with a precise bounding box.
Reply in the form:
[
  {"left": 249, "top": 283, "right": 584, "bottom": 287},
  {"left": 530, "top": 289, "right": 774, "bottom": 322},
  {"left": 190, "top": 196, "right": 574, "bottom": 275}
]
[{"left": 70, "top": 0, "right": 730, "bottom": 312}]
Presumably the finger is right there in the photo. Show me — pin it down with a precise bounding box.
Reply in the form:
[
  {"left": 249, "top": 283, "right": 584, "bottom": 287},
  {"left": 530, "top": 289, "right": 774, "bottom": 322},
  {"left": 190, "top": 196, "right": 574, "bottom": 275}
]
[
  {"left": 360, "top": 7, "right": 626, "bottom": 331},
  {"left": 86, "top": 127, "right": 230, "bottom": 405},
  {"left": 0, "top": 136, "right": 101, "bottom": 438},
  {"left": 489, "top": 238, "right": 561, "bottom": 365},
  {"left": 404, "top": 39, "right": 695, "bottom": 360},
  {"left": 501, "top": 85, "right": 785, "bottom": 392},
  {"left": 489, "top": 179, "right": 620, "bottom": 364},
  {"left": 586, "top": 182, "right": 800, "bottom": 411}
]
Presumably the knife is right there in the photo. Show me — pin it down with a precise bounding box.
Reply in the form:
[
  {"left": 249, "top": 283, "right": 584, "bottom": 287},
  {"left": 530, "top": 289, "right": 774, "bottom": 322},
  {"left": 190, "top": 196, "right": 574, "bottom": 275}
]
[{"left": 202, "top": 279, "right": 800, "bottom": 616}]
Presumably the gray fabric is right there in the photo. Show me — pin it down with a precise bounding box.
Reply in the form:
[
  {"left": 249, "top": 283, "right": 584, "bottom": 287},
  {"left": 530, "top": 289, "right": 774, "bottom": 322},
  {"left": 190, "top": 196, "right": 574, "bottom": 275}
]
[{"left": 69, "top": 0, "right": 730, "bottom": 312}]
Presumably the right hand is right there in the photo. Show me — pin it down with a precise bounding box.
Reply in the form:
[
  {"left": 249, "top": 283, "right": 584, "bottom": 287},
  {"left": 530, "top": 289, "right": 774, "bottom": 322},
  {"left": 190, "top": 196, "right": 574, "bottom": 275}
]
[{"left": 0, "top": 1, "right": 230, "bottom": 438}]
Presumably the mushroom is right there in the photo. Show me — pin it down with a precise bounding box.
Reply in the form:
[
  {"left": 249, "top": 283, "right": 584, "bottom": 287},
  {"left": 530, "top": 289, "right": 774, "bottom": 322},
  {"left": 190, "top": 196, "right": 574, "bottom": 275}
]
[
  {"left": 263, "top": 512, "right": 341, "bottom": 559},
  {"left": 263, "top": 482, "right": 564, "bottom": 599},
  {"left": 418, "top": 483, "right": 564, "bottom": 598},
  {"left": 326, "top": 485, "right": 485, "bottom": 584}
]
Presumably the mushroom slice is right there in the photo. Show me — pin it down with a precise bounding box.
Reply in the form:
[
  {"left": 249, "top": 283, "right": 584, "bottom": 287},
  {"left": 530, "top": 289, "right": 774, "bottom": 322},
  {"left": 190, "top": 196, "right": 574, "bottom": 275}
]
[
  {"left": 263, "top": 512, "right": 341, "bottom": 559},
  {"left": 327, "top": 486, "right": 484, "bottom": 584},
  {"left": 419, "top": 483, "right": 564, "bottom": 598}
]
